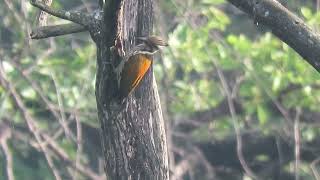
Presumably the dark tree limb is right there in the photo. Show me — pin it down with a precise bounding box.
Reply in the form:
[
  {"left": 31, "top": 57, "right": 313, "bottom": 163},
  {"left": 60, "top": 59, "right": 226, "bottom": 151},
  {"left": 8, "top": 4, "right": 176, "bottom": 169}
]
[
  {"left": 30, "top": 0, "right": 102, "bottom": 41},
  {"left": 30, "top": 0, "right": 93, "bottom": 27},
  {"left": 227, "top": 0, "right": 320, "bottom": 72},
  {"left": 30, "top": 23, "right": 87, "bottom": 39},
  {"left": 96, "top": 0, "right": 169, "bottom": 179},
  {"left": 29, "top": 0, "right": 169, "bottom": 179}
]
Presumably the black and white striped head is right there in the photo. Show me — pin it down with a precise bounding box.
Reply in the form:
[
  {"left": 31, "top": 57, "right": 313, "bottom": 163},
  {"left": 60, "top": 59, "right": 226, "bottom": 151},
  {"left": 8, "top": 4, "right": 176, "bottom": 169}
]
[{"left": 136, "top": 36, "right": 168, "bottom": 54}]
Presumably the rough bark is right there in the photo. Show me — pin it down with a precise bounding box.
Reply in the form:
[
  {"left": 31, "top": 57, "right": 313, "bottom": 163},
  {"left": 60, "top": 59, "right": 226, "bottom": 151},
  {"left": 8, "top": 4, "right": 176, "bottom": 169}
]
[
  {"left": 30, "top": 23, "right": 86, "bottom": 39},
  {"left": 96, "top": 0, "right": 169, "bottom": 179}
]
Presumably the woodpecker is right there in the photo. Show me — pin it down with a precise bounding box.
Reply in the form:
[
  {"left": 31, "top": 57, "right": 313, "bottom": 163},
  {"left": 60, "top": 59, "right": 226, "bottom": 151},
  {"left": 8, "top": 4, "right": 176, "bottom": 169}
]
[{"left": 118, "top": 36, "right": 168, "bottom": 99}]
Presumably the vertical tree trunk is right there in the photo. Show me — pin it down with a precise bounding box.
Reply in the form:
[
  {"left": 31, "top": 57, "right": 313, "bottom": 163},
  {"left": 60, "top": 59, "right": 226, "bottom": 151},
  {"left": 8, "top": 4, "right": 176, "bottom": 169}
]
[{"left": 95, "top": 0, "right": 169, "bottom": 179}]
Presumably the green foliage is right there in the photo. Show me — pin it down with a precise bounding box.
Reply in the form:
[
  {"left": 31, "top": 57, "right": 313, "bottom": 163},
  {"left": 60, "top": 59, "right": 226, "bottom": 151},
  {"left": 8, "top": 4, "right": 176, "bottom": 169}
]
[
  {"left": 1, "top": 0, "right": 320, "bottom": 179},
  {"left": 0, "top": 1, "right": 97, "bottom": 179},
  {"left": 161, "top": 1, "right": 320, "bottom": 177}
]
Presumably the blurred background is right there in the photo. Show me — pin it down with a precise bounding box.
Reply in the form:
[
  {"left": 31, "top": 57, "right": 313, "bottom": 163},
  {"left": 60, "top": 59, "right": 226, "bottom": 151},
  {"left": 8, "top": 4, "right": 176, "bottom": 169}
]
[{"left": 1, "top": 0, "right": 320, "bottom": 179}]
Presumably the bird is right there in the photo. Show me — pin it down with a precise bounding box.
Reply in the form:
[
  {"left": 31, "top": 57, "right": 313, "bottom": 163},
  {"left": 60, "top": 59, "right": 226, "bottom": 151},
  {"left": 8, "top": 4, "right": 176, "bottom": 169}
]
[{"left": 118, "top": 36, "right": 168, "bottom": 100}]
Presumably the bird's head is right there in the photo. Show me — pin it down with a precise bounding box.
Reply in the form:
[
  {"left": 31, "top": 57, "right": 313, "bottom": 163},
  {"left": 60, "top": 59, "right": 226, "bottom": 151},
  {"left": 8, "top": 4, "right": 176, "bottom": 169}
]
[{"left": 136, "top": 36, "right": 168, "bottom": 54}]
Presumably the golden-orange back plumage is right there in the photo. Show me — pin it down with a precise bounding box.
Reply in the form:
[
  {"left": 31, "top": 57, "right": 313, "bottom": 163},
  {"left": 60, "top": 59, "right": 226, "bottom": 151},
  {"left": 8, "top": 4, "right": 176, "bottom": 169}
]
[
  {"left": 119, "top": 54, "right": 152, "bottom": 99},
  {"left": 118, "top": 35, "right": 167, "bottom": 100}
]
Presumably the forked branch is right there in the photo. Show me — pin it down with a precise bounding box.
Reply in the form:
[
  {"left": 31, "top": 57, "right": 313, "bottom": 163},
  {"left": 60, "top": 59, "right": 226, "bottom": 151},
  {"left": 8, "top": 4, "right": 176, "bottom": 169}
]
[
  {"left": 29, "top": 0, "right": 102, "bottom": 39},
  {"left": 30, "top": 0, "right": 92, "bottom": 26}
]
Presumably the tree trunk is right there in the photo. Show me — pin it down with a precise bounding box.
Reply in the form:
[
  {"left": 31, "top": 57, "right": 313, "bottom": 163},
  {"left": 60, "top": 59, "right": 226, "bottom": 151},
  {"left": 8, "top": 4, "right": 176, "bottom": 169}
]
[{"left": 95, "top": 0, "right": 169, "bottom": 179}]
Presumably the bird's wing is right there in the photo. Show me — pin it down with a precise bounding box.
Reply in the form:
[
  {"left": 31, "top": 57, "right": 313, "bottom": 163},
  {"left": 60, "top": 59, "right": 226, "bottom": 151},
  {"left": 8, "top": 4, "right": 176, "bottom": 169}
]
[{"left": 119, "top": 54, "right": 152, "bottom": 99}]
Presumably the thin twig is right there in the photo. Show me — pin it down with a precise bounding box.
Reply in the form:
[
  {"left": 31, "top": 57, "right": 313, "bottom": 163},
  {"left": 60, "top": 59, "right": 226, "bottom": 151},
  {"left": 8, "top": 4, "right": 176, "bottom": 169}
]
[
  {"left": 74, "top": 111, "right": 83, "bottom": 180},
  {"left": 24, "top": 38, "right": 55, "bottom": 74},
  {"left": 171, "top": 155, "right": 194, "bottom": 180},
  {"left": 192, "top": 147, "right": 215, "bottom": 179},
  {"left": 41, "top": 133, "right": 103, "bottom": 180},
  {"left": 276, "top": 136, "right": 284, "bottom": 178},
  {"left": 294, "top": 107, "right": 302, "bottom": 180},
  {"left": 10, "top": 61, "right": 77, "bottom": 143},
  {"left": 50, "top": 73, "right": 74, "bottom": 141},
  {"left": 4, "top": 0, "right": 24, "bottom": 24},
  {"left": 11, "top": 127, "right": 103, "bottom": 180},
  {"left": 214, "top": 64, "right": 258, "bottom": 179},
  {"left": 11, "top": 61, "right": 61, "bottom": 121},
  {"left": 241, "top": 58, "right": 293, "bottom": 135},
  {"left": 311, "top": 157, "right": 320, "bottom": 180},
  {"left": 0, "top": 61, "right": 62, "bottom": 180},
  {"left": 0, "top": 122, "right": 14, "bottom": 180},
  {"left": 1, "top": 140, "right": 14, "bottom": 180},
  {"left": 4, "top": 0, "right": 31, "bottom": 46}
]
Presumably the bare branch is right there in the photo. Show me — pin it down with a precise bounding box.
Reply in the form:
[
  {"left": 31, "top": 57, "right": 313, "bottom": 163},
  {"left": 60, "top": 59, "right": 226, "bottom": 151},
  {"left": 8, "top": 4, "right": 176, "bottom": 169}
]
[
  {"left": 294, "top": 108, "right": 302, "bottom": 180},
  {"left": 30, "top": 23, "right": 87, "bottom": 39},
  {"left": 74, "top": 112, "right": 83, "bottom": 180},
  {"left": 0, "top": 61, "right": 62, "bottom": 180},
  {"left": 11, "top": 127, "right": 103, "bottom": 180},
  {"left": 227, "top": 0, "right": 320, "bottom": 72},
  {"left": 30, "top": 0, "right": 92, "bottom": 26},
  {"left": 0, "top": 122, "right": 13, "bottom": 180},
  {"left": 41, "top": 133, "right": 103, "bottom": 180},
  {"left": 311, "top": 157, "right": 320, "bottom": 180},
  {"left": 1, "top": 141, "right": 14, "bottom": 180},
  {"left": 213, "top": 63, "right": 258, "bottom": 179},
  {"left": 51, "top": 73, "right": 75, "bottom": 142},
  {"left": 171, "top": 155, "right": 194, "bottom": 180},
  {"left": 4, "top": 0, "right": 24, "bottom": 24}
]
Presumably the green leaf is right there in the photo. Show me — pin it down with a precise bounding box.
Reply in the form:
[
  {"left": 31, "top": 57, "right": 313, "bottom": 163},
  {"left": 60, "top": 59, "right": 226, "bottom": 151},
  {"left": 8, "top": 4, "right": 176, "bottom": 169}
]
[
  {"left": 272, "top": 74, "right": 282, "bottom": 91},
  {"left": 301, "top": 7, "right": 312, "bottom": 19},
  {"left": 257, "top": 105, "right": 268, "bottom": 125}
]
